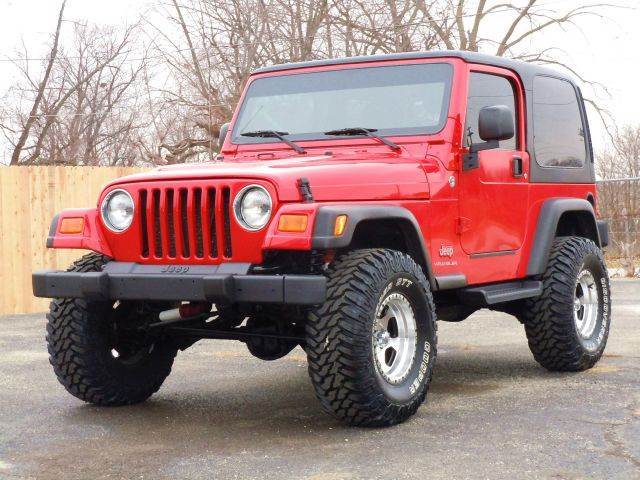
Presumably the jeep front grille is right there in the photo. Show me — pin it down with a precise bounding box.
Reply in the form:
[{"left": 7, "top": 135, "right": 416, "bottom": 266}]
[{"left": 138, "top": 185, "right": 232, "bottom": 260}]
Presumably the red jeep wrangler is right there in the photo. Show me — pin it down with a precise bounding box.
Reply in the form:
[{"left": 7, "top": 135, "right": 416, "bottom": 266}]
[{"left": 34, "top": 51, "right": 610, "bottom": 427}]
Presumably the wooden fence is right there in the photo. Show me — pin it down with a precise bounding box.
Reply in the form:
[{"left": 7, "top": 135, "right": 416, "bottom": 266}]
[{"left": 0, "top": 166, "right": 146, "bottom": 315}]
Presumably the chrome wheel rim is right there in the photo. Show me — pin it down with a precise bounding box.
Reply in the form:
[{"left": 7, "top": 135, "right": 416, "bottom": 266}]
[
  {"left": 373, "top": 292, "right": 417, "bottom": 384},
  {"left": 574, "top": 270, "right": 599, "bottom": 339}
]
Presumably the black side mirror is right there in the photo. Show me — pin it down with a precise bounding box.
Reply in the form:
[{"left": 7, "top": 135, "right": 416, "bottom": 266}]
[
  {"left": 478, "top": 105, "right": 514, "bottom": 142},
  {"left": 463, "top": 105, "right": 515, "bottom": 170},
  {"left": 218, "top": 123, "right": 230, "bottom": 151}
]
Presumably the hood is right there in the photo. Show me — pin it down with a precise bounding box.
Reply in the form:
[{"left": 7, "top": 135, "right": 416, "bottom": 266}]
[{"left": 107, "top": 150, "right": 429, "bottom": 202}]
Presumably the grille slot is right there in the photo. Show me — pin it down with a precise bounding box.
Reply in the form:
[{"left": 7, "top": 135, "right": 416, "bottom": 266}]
[
  {"left": 138, "top": 184, "right": 233, "bottom": 261},
  {"left": 167, "top": 189, "right": 176, "bottom": 258},
  {"left": 152, "top": 190, "right": 162, "bottom": 258},
  {"left": 222, "top": 187, "right": 233, "bottom": 258},
  {"left": 179, "top": 189, "right": 190, "bottom": 258},
  {"left": 140, "top": 190, "right": 149, "bottom": 257},
  {"left": 194, "top": 188, "right": 204, "bottom": 258},
  {"left": 207, "top": 188, "right": 218, "bottom": 258}
]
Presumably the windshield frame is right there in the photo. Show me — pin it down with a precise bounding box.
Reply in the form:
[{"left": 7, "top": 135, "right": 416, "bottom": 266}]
[{"left": 230, "top": 61, "right": 454, "bottom": 146}]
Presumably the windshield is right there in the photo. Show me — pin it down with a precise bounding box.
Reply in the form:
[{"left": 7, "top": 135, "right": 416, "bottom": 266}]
[{"left": 232, "top": 63, "right": 453, "bottom": 144}]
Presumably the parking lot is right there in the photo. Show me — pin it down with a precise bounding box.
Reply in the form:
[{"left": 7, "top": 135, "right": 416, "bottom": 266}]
[{"left": 0, "top": 279, "right": 638, "bottom": 479}]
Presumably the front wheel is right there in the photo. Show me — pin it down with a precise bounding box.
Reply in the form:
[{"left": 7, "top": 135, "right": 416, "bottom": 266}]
[
  {"left": 305, "top": 249, "right": 437, "bottom": 427},
  {"left": 522, "top": 237, "right": 611, "bottom": 372},
  {"left": 46, "top": 253, "right": 178, "bottom": 406}
]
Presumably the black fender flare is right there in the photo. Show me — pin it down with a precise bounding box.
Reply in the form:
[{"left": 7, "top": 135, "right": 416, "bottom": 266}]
[
  {"left": 526, "top": 198, "right": 602, "bottom": 276},
  {"left": 312, "top": 205, "right": 437, "bottom": 290}
]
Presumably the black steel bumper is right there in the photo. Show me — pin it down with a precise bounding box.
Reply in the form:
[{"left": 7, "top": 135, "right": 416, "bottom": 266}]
[{"left": 32, "top": 262, "right": 327, "bottom": 305}]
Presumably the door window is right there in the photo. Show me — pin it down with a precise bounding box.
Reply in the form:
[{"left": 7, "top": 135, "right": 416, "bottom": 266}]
[{"left": 465, "top": 72, "right": 517, "bottom": 150}]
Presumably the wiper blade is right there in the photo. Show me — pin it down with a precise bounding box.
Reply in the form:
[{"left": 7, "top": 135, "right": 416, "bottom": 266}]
[
  {"left": 240, "top": 130, "right": 306, "bottom": 154},
  {"left": 324, "top": 127, "right": 401, "bottom": 152}
]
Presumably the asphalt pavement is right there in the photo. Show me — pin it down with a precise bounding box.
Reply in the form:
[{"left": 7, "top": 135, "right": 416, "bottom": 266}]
[{"left": 1, "top": 279, "right": 639, "bottom": 480}]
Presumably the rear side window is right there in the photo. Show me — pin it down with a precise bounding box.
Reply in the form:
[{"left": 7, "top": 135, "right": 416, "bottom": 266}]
[
  {"left": 465, "top": 72, "right": 517, "bottom": 150},
  {"left": 533, "top": 76, "right": 586, "bottom": 168}
]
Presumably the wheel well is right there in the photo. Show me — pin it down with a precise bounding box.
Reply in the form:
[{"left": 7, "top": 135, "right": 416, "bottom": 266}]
[
  {"left": 555, "top": 210, "right": 599, "bottom": 245},
  {"left": 311, "top": 205, "right": 437, "bottom": 289},
  {"left": 350, "top": 218, "right": 429, "bottom": 273}
]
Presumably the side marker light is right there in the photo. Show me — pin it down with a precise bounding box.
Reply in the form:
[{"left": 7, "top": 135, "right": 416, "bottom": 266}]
[{"left": 334, "top": 215, "right": 348, "bottom": 236}]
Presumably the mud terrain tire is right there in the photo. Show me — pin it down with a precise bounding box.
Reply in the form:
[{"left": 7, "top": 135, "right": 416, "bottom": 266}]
[
  {"left": 46, "top": 253, "right": 177, "bottom": 405},
  {"left": 522, "top": 236, "right": 611, "bottom": 372},
  {"left": 306, "top": 249, "right": 437, "bottom": 427}
]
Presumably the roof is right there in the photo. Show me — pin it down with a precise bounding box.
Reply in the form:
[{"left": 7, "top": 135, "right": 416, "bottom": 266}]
[{"left": 251, "top": 50, "right": 575, "bottom": 90}]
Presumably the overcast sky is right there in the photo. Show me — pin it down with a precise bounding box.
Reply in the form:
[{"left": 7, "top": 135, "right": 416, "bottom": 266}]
[{"left": 1, "top": 0, "right": 639, "bottom": 158}]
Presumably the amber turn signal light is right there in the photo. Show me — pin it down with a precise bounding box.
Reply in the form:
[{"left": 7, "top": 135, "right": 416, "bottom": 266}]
[
  {"left": 334, "top": 215, "right": 348, "bottom": 236},
  {"left": 59, "top": 217, "right": 84, "bottom": 234},
  {"left": 278, "top": 214, "right": 308, "bottom": 232}
]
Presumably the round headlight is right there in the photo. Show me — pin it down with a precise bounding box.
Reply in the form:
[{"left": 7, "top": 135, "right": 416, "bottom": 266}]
[
  {"left": 234, "top": 185, "right": 272, "bottom": 231},
  {"left": 101, "top": 189, "right": 134, "bottom": 232}
]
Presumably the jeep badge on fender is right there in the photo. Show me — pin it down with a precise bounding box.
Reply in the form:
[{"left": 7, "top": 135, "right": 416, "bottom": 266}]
[{"left": 33, "top": 51, "right": 610, "bottom": 428}]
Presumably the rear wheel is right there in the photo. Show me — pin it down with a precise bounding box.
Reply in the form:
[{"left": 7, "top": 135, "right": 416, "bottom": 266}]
[
  {"left": 522, "top": 237, "right": 611, "bottom": 371},
  {"left": 46, "top": 253, "right": 178, "bottom": 406},
  {"left": 306, "top": 249, "right": 437, "bottom": 427}
]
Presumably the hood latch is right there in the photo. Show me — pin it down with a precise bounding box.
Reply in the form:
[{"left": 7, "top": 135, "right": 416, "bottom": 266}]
[{"left": 297, "top": 177, "right": 314, "bottom": 202}]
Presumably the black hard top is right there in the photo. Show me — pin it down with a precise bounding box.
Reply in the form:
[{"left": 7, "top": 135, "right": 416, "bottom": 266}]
[{"left": 252, "top": 50, "right": 575, "bottom": 90}]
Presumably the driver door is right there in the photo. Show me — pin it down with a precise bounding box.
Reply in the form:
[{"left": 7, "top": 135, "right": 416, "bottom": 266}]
[{"left": 458, "top": 66, "right": 529, "bottom": 255}]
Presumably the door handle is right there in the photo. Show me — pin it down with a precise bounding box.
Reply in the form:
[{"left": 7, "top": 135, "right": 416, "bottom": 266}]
[{"left": 512, "top": 155, "right": 524, "bottom": 178}]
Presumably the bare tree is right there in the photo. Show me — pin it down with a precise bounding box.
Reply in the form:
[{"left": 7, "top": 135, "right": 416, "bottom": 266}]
[
  {"left": 9, "top": 0, "right": 66, "bottom": 165},
  {"left": 1, "top": 0, "right": 619, "bottom": 166},
  {"left": 138, "top": 0, "right": 615, "bottom": 164},
  {"left": 329, "top": 0, "right": 441, "bottom": 55},
  {"left": 412, "top": 0, "right": 610, "bottom": 58},
  {"left": 3, "top": 16, "right": 146, "bottom": 165},
  {"left": 140, "top": 0, "right": 331, "bottom": 163}
]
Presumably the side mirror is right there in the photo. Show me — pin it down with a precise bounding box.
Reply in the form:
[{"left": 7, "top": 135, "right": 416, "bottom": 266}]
[
  {"left": 478, "top": 105, "right": 514, "bottom": 142},
  {"left": 218, "top": 122, "right": 230, "bottom": 151},
  {"left": 463, "top": 105, "right": 514, "bottom": 170}
]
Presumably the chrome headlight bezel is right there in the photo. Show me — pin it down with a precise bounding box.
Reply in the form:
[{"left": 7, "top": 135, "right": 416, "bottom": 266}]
[
  {"left": 233, "top": 184, "right": 272, "bottom": 231},
  {"left": 100, "top": 189, "right": 134, "bottom": 232}
]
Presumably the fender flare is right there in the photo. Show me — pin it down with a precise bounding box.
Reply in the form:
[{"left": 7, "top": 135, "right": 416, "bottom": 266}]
[
  {"left": 311, "top": 205, "right": 437, "bottom": 289},
  {"left": 526, "top": 198, "right": 601, "bottom": 276}
]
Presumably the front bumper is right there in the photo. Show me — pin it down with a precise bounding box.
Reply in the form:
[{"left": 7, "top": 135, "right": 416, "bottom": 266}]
[{"left": 32, "top": 262, "right": 326, "bottom": 305}]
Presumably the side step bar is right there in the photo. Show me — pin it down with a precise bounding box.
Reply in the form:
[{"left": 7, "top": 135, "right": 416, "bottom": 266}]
[{"left": 458, "top": 280, "right": 543, "bottom": 306}]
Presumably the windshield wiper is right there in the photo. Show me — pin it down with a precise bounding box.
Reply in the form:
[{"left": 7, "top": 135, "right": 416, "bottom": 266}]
[
  {"left": 240, "top": 130, "right": 306, "bottom": 154},
  {"left": 324, "top": 127, "right": 401, "bottom": 152}
]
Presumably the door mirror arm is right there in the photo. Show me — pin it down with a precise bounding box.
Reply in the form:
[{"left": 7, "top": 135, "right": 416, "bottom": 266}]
[{"left": 462, "top": 140, "right": 499, "bottom": 170}]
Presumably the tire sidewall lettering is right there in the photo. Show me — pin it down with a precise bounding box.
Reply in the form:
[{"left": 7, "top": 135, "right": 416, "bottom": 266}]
[
  {"left": 372, "top": 273, "right": 436, "bottom": 404},
  {"left": 576, "top": 254, "right": 610, "bottom": 353},
  {"left": 409, "top": 340, "right": 431, "bottom": 396}
]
